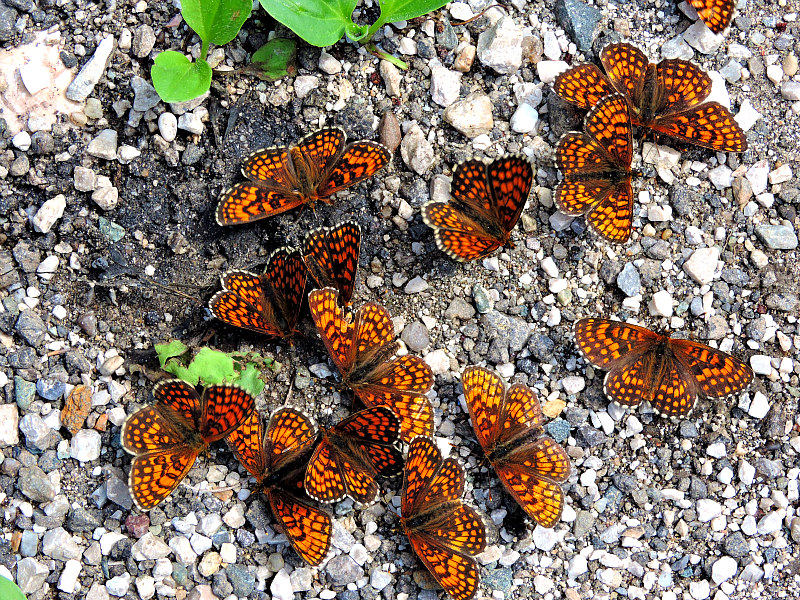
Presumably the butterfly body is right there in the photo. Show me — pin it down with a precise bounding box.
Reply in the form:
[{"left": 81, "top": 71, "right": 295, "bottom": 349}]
[{"left": 302, "top": 221, "right": 361, "bottom": 304}]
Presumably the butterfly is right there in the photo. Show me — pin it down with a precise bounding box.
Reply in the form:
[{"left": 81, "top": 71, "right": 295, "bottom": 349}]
[
  {"left": 688, "top": 0, "right": 734, "bottom": 35},
  {"left": 574, "top": 317, "right": 754, "bottom": 419},
  {"left": 556, "top": 93, "right": 636, "bottom": 243},
  {"left": 209, "top": 247, "right": 306, "bottom": 338},
  {"left": 216, "top": 128, "right": 391, "bottom": 225},
  {"left": 400, "top": 436, "right": 486, "bottom": 600},
  {"left": 308, "top": 287, "right": 434, "bottom": 443},
  {"left": 462, "top": 367, "right": 571, "bottom": 528},
  {"left": 421, "top": 155, "right": 533, "bottom": 262},
  {"left": 226, "top": 407, "right": 332, "bottom": 566},
  {"left": 303, "top": 220, "right": 361, "bottom": 305},
  {"left": 122, "top": 380, "right": 254, "bottom": 510},
  {"left": 305, "top": 406, "right": 404, "bottom": 505},
  {"left": 553, "top": 42, "right": 747, "bottom": 152}
]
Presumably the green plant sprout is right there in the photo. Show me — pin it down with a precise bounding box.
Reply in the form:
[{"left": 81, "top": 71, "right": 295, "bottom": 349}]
[
  {"left": 258, "top": 0, "right": 450, "bottom": 68},
  {"left": 152, "top": 0, "right": 252, "bottom": 102},
  {"left": 154, "top": 341, "right": 276, "bottom": 397},
  {"left": 250, "top": 38, "right": 298, "bottom": 80},
  {"left": 0, "top": 576, "right": 27, "bottom": 600}
]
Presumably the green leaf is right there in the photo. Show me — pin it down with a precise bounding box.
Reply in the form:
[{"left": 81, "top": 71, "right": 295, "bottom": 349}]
[
  {"left": 163, "top": 362, "right": 199, "bottom": 386},
  {"left": 155, "top": 340, "right": 189, "bottom": 369},
  {"left": 259, "top": 0, "right": 357, "bottom": 47},
  {"left": 151, "top": 51, "right": 212, "bottom": 103},
  {"left": 188, "top": 348, "right": 236, "bottom": 386},
  {"left": 182, "top": 0, "right": 253, "bottom": 46},
  {"left": 251, "top": 38, "right": 297, "bottom": 80},
  {"left": 230, "top": 363, "right": 266, "bottom": 397},
  {"left": 369, "top": 0, "right": 449, "bottom": 37},
  {"left": 0, "top": 577, "right": 27, "bottom": 600}
]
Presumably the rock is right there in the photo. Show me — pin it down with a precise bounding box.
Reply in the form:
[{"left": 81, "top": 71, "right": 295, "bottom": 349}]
[
  {"left": 616, "top": 263, "right": 641, "bottom": 297},
  {"left": 711, "top": 556, "right": 737, "bottom": 584},
  {"left": 16, "top": 557, "right": 49, "bottom": 594},
  {"left": 16, "top": 310, "right": 46, "bottom": 346},
  {"left": 43, "top": 527, "right": 82, "bottom": 561},
  {"left": 443, "top": 91, "right": 494, "bottom": 138},
  {"left": 562, "top": 376, "right": 585, "bottom": 395},
  {"left": 683, "top": 21, "right": 722, "bottom": 54},
  {"left": 649, "top": 290, "right": 674, "bottom": 317},
  {"left": 74, "top": 166, "right": 98, "bottom": 192},
  {"left": 107, "top": 573, "right": 131, "bottom": 597},
  {"left": 476, "top": 16, "right": 523, "bottom": 74},
  {"left": 555, "top": 0, "right": 602, "bottom": 51},
  {"left": 270, "top": 569, "right": 293, "bottom": 600},
  {"left": 424, "top": 349, "right": 450, "bottom": 375},
  {"left": 454, "top": 44, "right": 476, "bottom": 72},
  {"left": 326, "top": 555, "right": 364, "bottom": 585},
  {"left": 781, "top": 81, "right": 800, "bottom": 101},
  {"left": 30, "top": 195, "right": 65, "bottom": 234},
  {"left": 404, "top": 276, "right": 428, "bottom": 294},
  {"left": 402, "top": 321, "right": 430, "bottom": 352},
  {"left": 132, "top": 76, "right": 160, "bottom": 111},
  {"left": 400, "top": 124, "right": 434, "bottom": 175},
  {"left": 756, "top": 511, "right": 784, "bottom": 535},
  {"left": 696, "top": 499, "right": 723, "bottom": 522},
  {"left": 689, "top": 580, "right": 710, "bottom": 600},
  {"left": 132, "top": 533, "right": 171, "bottom": 561},
  {"left": 293, "top": 75, "right": 318, "bottom": 99},
  {"left": 19, "top": 465, "right": 56, "bottom": 503},
  {"left": 19, "top": 414, "right": 53, "bottom": 450},
  {"left": 0, "top": 404, "right": 19, "bottom": 446},
  {"left": 133, "top": 24, "right": 156, "bottom": 58},
  {"left": 318, "top": 51, "right": 342, "bottom": 74},
  {"left": 755, "top": 224, "right": 798, "bottom": 250},
  {"left": 87, "top": 129, "right": 118, "bottom": 160},
  {"left": 445, "top": 297, "right": 475, "bottom": 320},
  {"left": 67, "top": 35, "right": 115, "bottom": 101},
  {"left": 92, "top": 185, "right": 119, "bottom": 210},
  {"left": 380, "top": 60, "right": 401, "bottom": 97},
  {"left": 536, "top": 60, "right": 569, "bottom": 84},
  {"left": 430, "top": 63, "right": 461, "bottom": 107},
  {"left": 683, "top": 247, "right": 719, "bottom": 284},
  {"left": 510, "top": 104, "right": 539, "bottom": 133},
  {"left": 379, "top": 111, "right": 401, "bottom": 153},
  {"left": 71, "top": 429, "right": 102, "bottom": 462},
  {"left": 158, "top": 112, "right": 178, "bottom": 142},
  {"left": 177, "top": 112, "right": 204, "bottom": 135}
]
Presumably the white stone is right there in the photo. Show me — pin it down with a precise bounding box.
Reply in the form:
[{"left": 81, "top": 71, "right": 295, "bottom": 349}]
[
  {"left": 430, "top": 64, "right": 461, "bottom": 107},
  {"left": 87, "top": 129, "right": 118, "bottom": 160},
  {"left": 0, "top": 404, "right": 19, "bottom": 446},
  {"left": 706, "top": 441, "right": 727, "bottom": 458},
  {"left": 476, "top": 16, "right": 522, "bottom": 75},
  {"left": 534, "top": 574, "right": 554, "bottom": 593},
  {"left": 20, "top": 60, "right": 52, "bottom": 95},
  {"left": 747, "top": 160, "right": 769, "bottom": 195},
  {"left": 689, "top": 579, "right": 710, "bottom": 600},
  {"left": 31, "top": 195, "right": 66, "bottom": 234},
  {"left": 735, "top": 99, "right": 762, "bottom": 132},
  {"left": 318, "top": 51, "right": 342, "bottom": 75},
  {"left": 757, "top": 511, "right": 784, "bottom": 535},
  {"left": 270, "top": 569, "right": 293, "bottom": 600},
  {"left": 70, "top": 429, "right": 101, "bottom": 462},
  {"left": 424, "top": 349, "right": 450, "bottom": 375},
  {"left": 293, "top": 75, "right": 319, "bottom": 99},
  {"left": 443, "top": 91, "right": 494, "bottom": 138},
  {"left": 400, "top": 124, "right": 434, "bottom": 174},
  {"left": 370, "top": 570, "right": 393, "bottom": 591},
  {"left": 157, "top": 112, "right": 178, "bottom": 142},
  {"left": 12, "top": 131, "right": 32, "bottom": 151},
  {"left": 99, "top": 532, "right": 127, "bottom": 555},
  {"left": 58, "top": 559, "right": 81, "bottom": 593},
  {"left": 738, "top": 460, "right": 755, "bottom": 486},
  {"left": 66, "top": 35, "right": 115, "bottom": 101},
  {"left": 106, "top": 573, "right": 131, "bottom": 597},
  {"left": 404, "top": 276, "right": 428, "bottom": 294},
  {"left": 766, "top": 64, "right": 783, "bottom": 84},
  {"left": 543, "top": 30, "right": 560, "bottom": 60},
  {"left": 683, "top": 247, "right": 719, "bottom": 284},
  {"left": 683, "top": 21, "right": 722, "bottom": 54},
  {"left": 536, "top": 60, "right": 569, "bottom": 84},
  {"left": 540, "top": 257, "right": 559, "bottom": 278},
  {"left": 92, "top": 185, "right": 119, "bottom": 211},
  {"left": 769, "top": 164, "right": 793, "bottom": 185},
  {"left": 749, "top": 355, "right": 773, "bottom": 376},
  {"left": 562, "top": 376, "right": 585, "bottom": 395},
  {"left": 531, "top": 525, "right": 560, "bottom": 551},
  {"left": 118, "top": 145, "right": 140, "bottom": 164},
  {"left": 168, "top": 536, "right": 197, "bottom": 564},
  {"left": 219, "top": 543, "right": 236, "bottom": 563},
  {"left": 649, "top": 290, "right": 674, "bottom": 317},
  {"left": 748, "top": 391, "right": 770, "bottom": 419},
  {"left": 510, "top": 103, "right": 538, "bottom": 133},
  {"left": 708, "top": 165, "right": 733, "bottom": 189},
  {"left": 696, "top": 499, "right": 723, "bottom": 522},
  {"left": 567, "top": 555, "right": 588, "bottom": 579},
  {"left": 135, "top": 576, "right": 155, "bottom": 600},
  {"left": 712, "top": 556, "right": 737, "bottom": 584},
  {"left": 648, "top": 204, "right": 672, "bottom": 222},
  {"left": 177, "top": 112, "right": 204, "bottom": 135}
]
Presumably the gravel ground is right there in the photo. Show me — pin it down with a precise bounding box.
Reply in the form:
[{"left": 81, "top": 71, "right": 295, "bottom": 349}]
[{"left": 1, "top": 0, "right": 799, "bottom": 599}]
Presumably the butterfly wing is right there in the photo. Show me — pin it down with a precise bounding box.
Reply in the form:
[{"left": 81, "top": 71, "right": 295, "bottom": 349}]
[
  {"left": 487, "top": 155, "right": 533, "bottom": 236},
  {"left": 317, "top": 141, "right": 391, "bottom": 197},
  {"left": 122, "top": 405, "right": 183, "bottom": 455},
  {"left": 585, "top": 178, "right": 634, "bottom": 243},
  {"left": 216, "top": 183, "right": 305, "bottom": 225},
  {"left": 266, "top": 406, "right": 319, "bottom": 472},
  {"left": 492, "top": 461, "right": 566, "bottom": 528},
  {"left": 294, "top": 128, "right": 347, "bottom": 188},
  {"left": 652, "top": 59, "right": 712, "bottom": 114},
  {"left": 263, "top": 247, "right": 307, "bottom": 336},
  {"left": 266, "top": 487, "right": 332, "bottom": 566},
  {"left": 574, "top": 318, "right": 663, "bottom": 371},
  {"left": 405, "top": 535, "right": 482, "bottom": 600},
  {"left": 335, "top": 407, "right": 403, "bottom": 475},
  {"left": 226, "top": 410, "right": 268, "bottom": 480},
  {"left": 200, "top": 384, "right": 255, "bottom": 443},
  {"left": 209, "top": 271, "right": 284, "bottom": 337},
  {"left": 647, "top": 102, "right": 747, "bottom": 152},
  {"left": 669, "top": 339, "right": 753, "bottom": 399},
  {"left": 462, "top": 366, "right": 505, "bottom": 452},
  {"left": 303, "top": 221, "right": 361, "bottom": 304},
  {"left": 422, "top": 202, "right": 503, "bottom": 261},
  {"left": 129, "top": 446, "right": 200, "bottom": 510},
  {"left": 553, "top": 63, "right": 616, "bottom": 109},
  {"left": 309, "top": 288, "right": 357, "bottom": 376},
  {"left": 584, "top": 94, "right": 633, "bottom": 169},
  {"left": 305, "top": 441, "right": 348, "bottom": 503},
  {"left": 152, "top": 379, "right": 202, "bottom": 426},
  {"left": 600, "top": 43, "right": 650, "bottom": 108},
  {"left": 241, "top": 146, "right": 293, "bottom": 187},
  {"left": 688, "top": 0, "right": 734, "bottom": 34}
]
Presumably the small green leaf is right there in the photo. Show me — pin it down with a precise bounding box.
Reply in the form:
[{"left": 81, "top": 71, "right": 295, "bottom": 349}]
[
  {"left": 155, "top": 340, "right": 189, "bottom": 368},
  {"left": 182, "top": 0, "right": 253, "bottom": 46},
  {"left": 151, "top": 51, "right": 212, "bottom": 103},
  {"left": 251, "top": 38, "right": 297, "bottom": 80},
  {"left": 231, "top": 363, "right": 266, "bottom": 397},
  {"left": 0, "top": 576, "right": 27, "bottom": 600},
  {"left": 259, "top": 0, "right": 357, "bottom": 47},
  {"left": 345, "top": 21, "right": 370, "bottom": 42},
  {"left": 188, "top": 348, "right": 236, "bottom": 386},
  {"left": 369, "top": 0, "right": 449, "bottom": 38},
  {"left": 163, "top": 362, "right": 199, "bottom": 386}
]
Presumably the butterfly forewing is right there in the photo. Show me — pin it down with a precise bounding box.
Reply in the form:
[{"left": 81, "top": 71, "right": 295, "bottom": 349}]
[
  {"left": 574, "top": 317, "right": 662, "bottom": 370},
  {"left": 689, "top": 0, "right": 734, "bottom": 34},
  {"left": 129, "top": 447, "right": 201, "bottom": 510},
  {"left": 493, "top": 463, "right": 566, "bottom": 528},
  {"left": 653, "top": 59, "right": 712, "bottom": 114},
  {"left": 153, "top": 379, "right": 202, "bottom": 425},
  {"left": 650, "top": 101, "right": 747, "bottom": 152},
  {"left": 294, "top": 128, "right": 347, "bottom": 187},
  {"left": 200, "top": 385, "right": 255, "bottom": 443},
  {"left": 670, "top": 339, "right": 753, "bottom": 399},
  {"left": 554, "top": 63, "right": 615, "bottom": 109},
  {"left": 587, "top": 180, "right": 634, "bottom": 243},
  {"left": 122, "top": 405, "right": 183, "bottom": 454},
  {"left": 488, "top": 156, "right": 534, "bottom": 233},
  {"left": 601, "top": 43, "right": 650, "bottom": 107},
  {"left": 584, "top": 94, "right": 634, "bottom": 167},
  {"left": 216, "top": 184, "right": 304, "bottom": 225},
  {"left": 462, "top": 367, "right": 505, "bottom": 450},
  {"left": 241, "top": 146, "right": 293, "bottom": 186},
  {"left": 266, "top": 488, "right": 332, "bottom": 566},
  {"left": 263, "top": 247, "right": 307, "bottom": 329},
  {"left": 317, "top": 142, "right": 391, "bottom": 197},
  {"left": 303, "top": 221, "right": 361, "bottom": 304},
  {"left": 226, "top": 410, "right": 268, "bottom": 479}
]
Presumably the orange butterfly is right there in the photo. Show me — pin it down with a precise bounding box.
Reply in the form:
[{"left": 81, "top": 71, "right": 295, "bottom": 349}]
[
  {"left": 400, "top": 437, "right": 486, "bottom": 600},
  {"left": 226, "top": 407, "right": 332, "bottom": 566},
  {"left": 556, "top": 93, "right": 637, "bottom": 243},
  {"left": 209, "top": 247, "right": 306, "bottom": 338},
  {"left": 422, "top": 156, "right": 533, "bottom": 262},
  {"left": 308, "top": 287, "right": 434, "bottom": 443},
  {"left": 122, "top": 380, "right": 254, "bottom": 510},
  {"left": 688, "top": 0, "right": 734, "bottom": 35},
  {"left": 217, "top": 128, "right": 390, "bottom": 225},
  {"left": 554, "top": 43, "right": 746, "bottom": 152},
  {"left": 462, "top": 367, "right": 571, "bottom": 528},
  {"left": 574, "top": 318, "right": 754, "bottom": 419},
  {"left": 303, "top": 220, "right": 361, "bottom": 304},
  {"left": 305, "top": 406, "right": 403, "bottom": 505}
]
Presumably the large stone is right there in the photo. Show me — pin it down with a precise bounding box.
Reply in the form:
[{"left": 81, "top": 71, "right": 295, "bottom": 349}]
[
  {"left": 87, "top": 129, "right": 118, "bottom": 160},
  {"left": 131, "top": 76, "right": 160, "bottom": 111},
  {"left": 16, "top": 557, "right": 49, "bottom": 594},
  {"left": 555, "top": 0, "right": 602, "bottom": 51},
  {"left": 0, "top": 403, "right": 19, "bottom": 446},
  {"left": 400, "top": 124, "right": 435, "bottom": 175},
  {"left": 476, "top": 16, "right": 523, "bottom": 75},
  {"left": 443, "top": 92, "right": 494, "bottom": 138},
  {"left": 31, "top": 195, "right": 67, "bottom": 233},
  {"left": 66, "top": 35, "right": 115, "bottom": 101},
  {"left": 683, "top": 247, "right": 720, "bottom": 284},
  {"left": 755, "top": 224, "right": 798, "bottom": 250},
  {"left": 42, "top": 527, "right": 82, "bottom": 560}
]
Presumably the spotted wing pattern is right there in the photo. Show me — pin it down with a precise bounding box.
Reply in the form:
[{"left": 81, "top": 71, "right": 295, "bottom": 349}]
[
  {"left": 305, "top": 407, "right": 403, "bottom": 505},
  {"left": 309, "top": 288, "right": 435, "bottom": 443},
  {"left": 217, "top": 128, "right": 389, "bottom": 225},
  {"left": 689, "top": 0, "right": 734, "bottom": 34},
  {"left": 575, "top": 318, "right": 753, "bottom": 418},
  {"left": 303, "top": 221, "right": 361, "bottom": 304},
  {"left": 422, "top": 156, "right": 533, "bottom": 262},
  {"left": 123, "top": 380, "right": 254, "bottom": 510},
  {"left": 266, "top": 488, "right": 332, "bottom": 566},
  {"left": 555, "top": 94, "right": 635, "bottom": 243},
  {"left": 400, "top": 437, "right": 486, "bottom": 600},
  {"left": 209, "top": 247, "right": 306, "bottom": 338},
  {"left": 462, "top": 367, "right": 570, "bottom": 528},
  {"left": 554, "top": 63, "right": 617, "bottom": 110}
]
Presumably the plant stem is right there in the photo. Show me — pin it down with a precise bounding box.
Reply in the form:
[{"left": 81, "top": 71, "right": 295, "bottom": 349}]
[
  {"left": 201, "top": 39, "right": 209, "bottom": 62},
  {"left": 365, "top": 43, "right": 408, "bottom": 70}
]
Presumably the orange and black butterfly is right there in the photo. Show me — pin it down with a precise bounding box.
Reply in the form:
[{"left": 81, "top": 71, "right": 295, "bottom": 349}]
[
  {"left": 217, "top": 128, "right": 391, "bottom": 225},
  {"left": 308, "top": 287, "right": 434, "bottom": 443},
  {"left": 305, "top": 406, "right": 403, "bottom": 505},
  {"left": 209, "top": 247, "right": 306, "bottom": 338},
  {"left": 303, "top": 221, "right": 361, "bottom": 304},
  {"left": 554, "top": 43, "right": 746, "bottom": 152},
  {"left": 226, "top": 407, "right": 332, "bottom": 566},
  {"left": 462, "top": 367, "right": 570, "bottom": 528},
  {"left": 421, "top": 156, "right": 533, "bottom": 262},
  {"left": 400, "top": 437, "right": 486, "bottom": 600},
  {"left": 688, "top": 0, "right": 734, "bottom": 35},
  {"left": 574, "top": 317, "right": 754, "bottom": 419},
  {"left": 122, "top": 380, "right": 254, "bottom": 510},
  {"left": 556, "top": 94, "right": 636, "bottom": 243}
]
